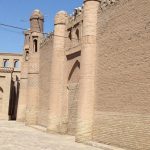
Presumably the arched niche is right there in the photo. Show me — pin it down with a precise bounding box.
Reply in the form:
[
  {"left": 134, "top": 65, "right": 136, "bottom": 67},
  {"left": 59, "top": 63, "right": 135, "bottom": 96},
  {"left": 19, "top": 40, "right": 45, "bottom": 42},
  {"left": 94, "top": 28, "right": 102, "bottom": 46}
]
[
  {"left": 33, "top": 39, "right": 38, "bottom": 52},
  {"left": 68, "top": 60, "right": 80, "bottom": 83},
  {"left": 0, "top": 87, "right": 3, "bottom": 110},
  {"left": 75, "top": 28, "right": 80, "bottom": 41},
  {"left": 14, "top": 60, "right": 20, "bottom": 68},
  {"left": 3, "top": 59, "right": 9, "bottom": 68},
  {"left": 67, "top": 60, "right": 80, "bottom": 135}
]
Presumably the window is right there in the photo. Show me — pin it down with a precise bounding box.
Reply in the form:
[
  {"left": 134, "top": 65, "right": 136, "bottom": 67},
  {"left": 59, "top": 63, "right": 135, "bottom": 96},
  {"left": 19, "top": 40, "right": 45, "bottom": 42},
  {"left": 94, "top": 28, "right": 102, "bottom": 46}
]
[
  {"left": 25, "top": 51, "right": 29, "bottom": 61},
  {"left": 33, "top": 39, "right": 38, "bottom": 52},
  {"left": 68, "top": 30, "right": 72, "bottom": 41},
  {"left": 76, "top": 29, "right": 80, "bottom": 41},
  {"left": 3, "top": 59, "right": 9, "bottom": 68},
  {"left": 14, "top": 60, "right": 20, "bottom": 68}
]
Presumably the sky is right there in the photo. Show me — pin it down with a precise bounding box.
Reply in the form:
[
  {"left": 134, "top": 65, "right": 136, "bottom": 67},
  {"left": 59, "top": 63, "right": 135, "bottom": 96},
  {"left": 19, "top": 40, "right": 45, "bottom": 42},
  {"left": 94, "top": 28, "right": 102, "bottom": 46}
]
[{"left": 0, "top": 0, "right": 83, "bottom": 53}]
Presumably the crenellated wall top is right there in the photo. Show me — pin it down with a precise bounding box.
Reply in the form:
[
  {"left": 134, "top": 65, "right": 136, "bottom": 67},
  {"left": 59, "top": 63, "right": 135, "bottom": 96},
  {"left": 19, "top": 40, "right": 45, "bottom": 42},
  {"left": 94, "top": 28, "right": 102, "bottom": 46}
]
[
  {"left": 40, "top": 32, "right": 54, "bottom": 48},
  {"left": 67, "top": 6, "right": 83, "bottom": 29},
  {"left": 100, "top": 0, "right": 119, "bottom": 10}
]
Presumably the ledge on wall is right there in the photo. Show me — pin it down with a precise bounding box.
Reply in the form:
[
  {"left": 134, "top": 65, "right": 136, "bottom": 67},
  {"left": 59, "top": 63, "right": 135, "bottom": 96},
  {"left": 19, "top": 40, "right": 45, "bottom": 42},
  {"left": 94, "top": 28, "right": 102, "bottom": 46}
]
[{"left": 86, "top": 141, "right": 126, "bottom": 150}]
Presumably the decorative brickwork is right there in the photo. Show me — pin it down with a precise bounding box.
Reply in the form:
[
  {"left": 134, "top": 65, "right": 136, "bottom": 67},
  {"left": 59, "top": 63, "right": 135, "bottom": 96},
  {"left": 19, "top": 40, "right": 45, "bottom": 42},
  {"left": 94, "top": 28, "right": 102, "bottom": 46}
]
[{"left": 0, "top": 67, "right": 14, "bottom": 73}]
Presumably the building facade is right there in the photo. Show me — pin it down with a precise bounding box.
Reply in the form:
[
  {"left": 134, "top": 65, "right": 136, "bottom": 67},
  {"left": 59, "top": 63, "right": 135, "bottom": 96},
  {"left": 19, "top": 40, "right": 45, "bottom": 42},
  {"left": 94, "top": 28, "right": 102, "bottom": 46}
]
[
  {"left": 0, "top": 53, "right": 22, "bottom": 120},
  {"left": 0, "top": 0, "right": 150, "bottom": 149}
]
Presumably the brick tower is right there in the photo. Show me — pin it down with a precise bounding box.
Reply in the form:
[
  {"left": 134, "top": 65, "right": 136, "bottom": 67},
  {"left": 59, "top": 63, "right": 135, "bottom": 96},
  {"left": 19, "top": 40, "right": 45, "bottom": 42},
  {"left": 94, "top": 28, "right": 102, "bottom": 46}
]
[
  {"left": 76, "top": 0, "right": 100, "bottom": 142},
  {"left": 25, "top": 10, "right": 44, "bottom": 125},
  {"left": 17, "top": 30, "right": 30, "bottom": 121}
]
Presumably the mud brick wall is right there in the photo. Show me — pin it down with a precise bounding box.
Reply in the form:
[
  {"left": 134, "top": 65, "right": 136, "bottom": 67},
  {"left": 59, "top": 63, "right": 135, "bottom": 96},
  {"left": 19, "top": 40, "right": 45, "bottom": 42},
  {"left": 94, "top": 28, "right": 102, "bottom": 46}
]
[{"left": 94, "top": 0, "right": 150, "bottom": 149}]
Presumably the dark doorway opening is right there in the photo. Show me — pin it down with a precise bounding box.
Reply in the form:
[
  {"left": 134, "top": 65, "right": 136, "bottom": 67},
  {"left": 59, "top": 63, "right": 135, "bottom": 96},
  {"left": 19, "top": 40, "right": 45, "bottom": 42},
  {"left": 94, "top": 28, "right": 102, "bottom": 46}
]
[
  {"left": 8, "top": 76, "right": 20, "bottom": 120},
  {"left": 33, "top": 39, "right": 38, "bottom": 52}
]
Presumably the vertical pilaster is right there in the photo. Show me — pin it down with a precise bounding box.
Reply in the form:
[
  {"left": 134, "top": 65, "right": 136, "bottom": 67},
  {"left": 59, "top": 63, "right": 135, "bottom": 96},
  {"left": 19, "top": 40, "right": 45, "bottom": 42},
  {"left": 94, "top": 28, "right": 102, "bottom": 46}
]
[
  {"left": 76, "top": 0, "right": 100, "bottom": 142},
  {"left": 25, "top": 49, "right": 39, "bottom": 125},
  {"left": 47, "top": 11, "right": 68, "bottom": 133},
  {"left": 17, "top": 31, "right": 30, "bottom": 122}
]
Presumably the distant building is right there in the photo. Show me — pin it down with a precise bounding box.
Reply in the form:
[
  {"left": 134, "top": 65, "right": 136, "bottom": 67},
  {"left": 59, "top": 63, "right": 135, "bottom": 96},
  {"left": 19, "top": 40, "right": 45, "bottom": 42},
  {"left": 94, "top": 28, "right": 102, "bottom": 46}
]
[
  {"left": 1, "top": 0, "right": 150, "bottom": 149},
  {"left": 0, "top": 53, "right": 22, "bottom": 120}
]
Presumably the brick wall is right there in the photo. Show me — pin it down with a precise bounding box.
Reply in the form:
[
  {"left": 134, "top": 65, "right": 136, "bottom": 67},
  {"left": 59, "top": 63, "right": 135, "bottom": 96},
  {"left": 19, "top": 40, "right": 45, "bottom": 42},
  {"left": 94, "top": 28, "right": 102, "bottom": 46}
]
[
  {"left": 65, "top": 16, "right": 82, "bottom": 134},
  {"left": 37, "top": 37, "right": 53, "bottom": 127},
  {"left": 0, "top": 73, "right": 11, "bottom": 120},
  {"left": 0, "top": 53, "right": 22, "bottom": 120},
  {"left": 94, "top": 0, "right": 150, "bottom": 149},
  {"left": 66, "top": 52, "right": 80, "bottom": 135}
]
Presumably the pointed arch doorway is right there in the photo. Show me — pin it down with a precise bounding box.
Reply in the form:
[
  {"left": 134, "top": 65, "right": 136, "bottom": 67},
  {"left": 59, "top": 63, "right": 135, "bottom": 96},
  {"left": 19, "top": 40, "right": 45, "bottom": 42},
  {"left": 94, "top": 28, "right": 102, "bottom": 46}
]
[{"left": 67, "top": 60, "right": 80, "bottom": 135}]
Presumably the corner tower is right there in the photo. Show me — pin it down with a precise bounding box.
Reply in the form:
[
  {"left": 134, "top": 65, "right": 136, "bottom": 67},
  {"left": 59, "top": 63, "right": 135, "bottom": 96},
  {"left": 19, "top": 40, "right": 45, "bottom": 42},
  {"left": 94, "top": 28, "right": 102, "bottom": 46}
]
[{"left": 25, "top": 9, "right": 44, "bottom": 125}]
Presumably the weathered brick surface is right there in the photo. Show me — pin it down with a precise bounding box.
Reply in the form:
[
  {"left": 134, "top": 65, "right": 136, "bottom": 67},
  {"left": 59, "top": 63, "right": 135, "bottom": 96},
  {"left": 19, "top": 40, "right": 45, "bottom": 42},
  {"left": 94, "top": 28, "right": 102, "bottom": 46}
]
[
  {"left": 67, "top": 83, "right": 79, "bottom": 135},
  {"left": 76, "top": 0, "right": 99, "bottom": 143},
  {"left": 93, "top": 112, "right": 150, "bottom": 150},
  {"left": 1, "top": 1, "right": 150, "bottom": 149},
  {"left": 17, "top": 30, "right": 29, "bottom": 122},
  {"left": 26, "top": 54, "right": 40, "bottom": 125},
  {"left": 65, "top": 10, "right": 82, "bottom": 134},
  {"left": 47, "top": 11, "right": 69, "bottom": 133},
  {"left": 37, "top": 37, "right": 53, "bottom": 127},
  {"left": 94, "top": 0, "right": 150, "bottom": 149},
  {"left": 25, "top": 10, "right": 44, "bottom": 125},
  {"left": 0, "top": 73, "right": 11, "bottom": 119},
  {"left": 65, "top": 8, "right": 82, "bottom": 135}
]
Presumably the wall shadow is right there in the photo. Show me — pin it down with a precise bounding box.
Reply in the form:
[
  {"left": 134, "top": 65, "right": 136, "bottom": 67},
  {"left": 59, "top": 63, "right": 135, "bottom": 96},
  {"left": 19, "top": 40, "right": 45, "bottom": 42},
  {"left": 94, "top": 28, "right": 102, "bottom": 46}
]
[{"left": 8, "top": 76, "right": 20, "bottom": 120}]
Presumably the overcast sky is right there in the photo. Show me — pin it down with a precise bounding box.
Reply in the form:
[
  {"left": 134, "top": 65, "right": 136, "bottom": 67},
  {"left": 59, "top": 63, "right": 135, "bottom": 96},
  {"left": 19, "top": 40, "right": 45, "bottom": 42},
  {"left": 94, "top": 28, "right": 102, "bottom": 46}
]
[{"left": 0, "top": 0, "right": 83, "bottom": 53}]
